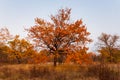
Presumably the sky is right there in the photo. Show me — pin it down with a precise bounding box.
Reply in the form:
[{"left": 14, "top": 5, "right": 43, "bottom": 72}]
[{"left": 0, "top": 0, "right": 120, "bottom": 51}]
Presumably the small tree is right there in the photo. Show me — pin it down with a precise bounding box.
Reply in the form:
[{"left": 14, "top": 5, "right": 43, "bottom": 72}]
[
  {"left": 97, "top": 33, "right": 120, "bottom": 63},
  {"left": 27, "top": 8, "right": 92, "bottom": 66},
  {"left": 8, "top": 35, "right": 35, "bottom": 64},
  {"left": 0, "top": 28, "right": 13, "bottom": 64}
]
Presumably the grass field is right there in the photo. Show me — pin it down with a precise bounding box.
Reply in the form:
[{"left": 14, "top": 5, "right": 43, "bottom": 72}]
[{"left": 0, "top": 63, "right": 120, "bottom": 80}]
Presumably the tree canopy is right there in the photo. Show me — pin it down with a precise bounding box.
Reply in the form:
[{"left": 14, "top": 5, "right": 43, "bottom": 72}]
[{"left": 27, "top": 8, "right": 92, "bottom": 66}]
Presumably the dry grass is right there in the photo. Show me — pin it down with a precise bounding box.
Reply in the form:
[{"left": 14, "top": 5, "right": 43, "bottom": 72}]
[{"left": 0, "top": 63, "right": 119, "bottom": 80}]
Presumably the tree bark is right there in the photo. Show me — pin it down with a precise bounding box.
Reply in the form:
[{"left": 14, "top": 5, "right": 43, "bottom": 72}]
[
  {"left": 54, "top": 55, "right": 57, "bottom": 66},
  {"left": 16, "top": 56, "right": 21, "bottom": 64}
]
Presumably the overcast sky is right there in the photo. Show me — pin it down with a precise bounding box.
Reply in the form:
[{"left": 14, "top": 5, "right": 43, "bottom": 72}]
[{"left": 0, "top": 0, "right": 120, "bottom": 51}]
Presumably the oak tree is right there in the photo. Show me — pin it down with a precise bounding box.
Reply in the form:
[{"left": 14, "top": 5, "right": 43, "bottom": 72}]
[
  {"left": 8, "top": 35, "right": 35, "bottom": 63},
  {"left": 97, "top": 33, "right": 120, "bottom": 63},
  {"left": 27, "top": 8, "right": 92, "bottom": 66}
]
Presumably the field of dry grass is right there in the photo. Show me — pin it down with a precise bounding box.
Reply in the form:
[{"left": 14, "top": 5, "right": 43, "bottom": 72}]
[{"left": 0, "top": 63, "right": 119, "bottom": 80}]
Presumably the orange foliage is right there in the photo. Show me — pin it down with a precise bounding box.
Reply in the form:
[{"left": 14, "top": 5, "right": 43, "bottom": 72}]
[
  {"left": 33, "top": 49, "right": 50, "bottom": 64},
  {"left": 27, "top": 8, "right": 92, "bottom": 66},
  {"left": 66, "top": 47, "right": 93, "bottom": 64},
  {"left": 8, "top": 35, "right": 35, "bottom": 63}
]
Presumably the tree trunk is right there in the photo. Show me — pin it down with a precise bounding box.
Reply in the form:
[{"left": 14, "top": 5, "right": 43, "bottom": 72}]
[
  {"left": 16, "top": 56, "right": 21, "bottom": 64},
  {"left": 54, "top": 55, "right": 57, "bottom": 66},
  {"left": 109, "top": 51, "right": 113, "bottom": 63},
  {"left": 110, "top": 54, "right": 113, "bottom": 63}
]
